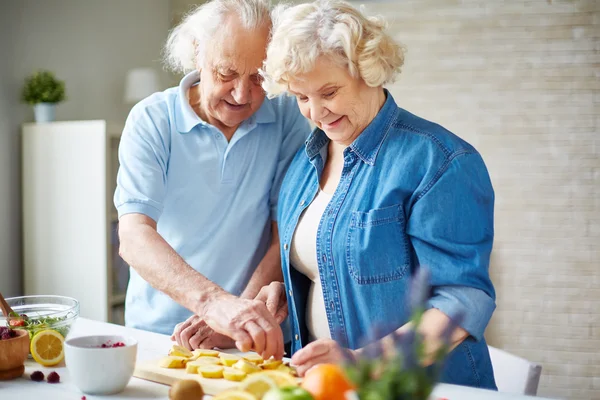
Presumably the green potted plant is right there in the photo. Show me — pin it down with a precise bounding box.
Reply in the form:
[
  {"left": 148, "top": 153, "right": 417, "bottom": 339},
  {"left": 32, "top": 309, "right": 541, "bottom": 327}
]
[{"left": 21, "top": 70, "right": 66, "bottom": 123}]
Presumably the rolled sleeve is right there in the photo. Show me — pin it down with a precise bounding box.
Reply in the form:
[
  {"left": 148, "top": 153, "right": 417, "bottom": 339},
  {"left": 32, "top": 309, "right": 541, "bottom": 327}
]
[
  {"left": 269, "top": 98, "right": 311, "bottom": 220},
  {"left": 114, "top": 100, "right": 170, "bottom": 222},
  {"left": 427, "top": 286, "right": 495, "bottom": 341},
  {"left": 407, "top": 151, "right": 496, "bottom": 341}
]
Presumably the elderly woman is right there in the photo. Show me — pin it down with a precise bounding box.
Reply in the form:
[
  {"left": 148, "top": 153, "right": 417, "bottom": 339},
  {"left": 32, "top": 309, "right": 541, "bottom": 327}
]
[{"left": 256, "top": 0, "right": 497, "bottom": 388}]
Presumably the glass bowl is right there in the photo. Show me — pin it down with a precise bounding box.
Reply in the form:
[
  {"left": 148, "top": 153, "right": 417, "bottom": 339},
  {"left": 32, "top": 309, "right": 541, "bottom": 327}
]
[{"left": 1, "top": 295, "right": 79, "bottom": 340}]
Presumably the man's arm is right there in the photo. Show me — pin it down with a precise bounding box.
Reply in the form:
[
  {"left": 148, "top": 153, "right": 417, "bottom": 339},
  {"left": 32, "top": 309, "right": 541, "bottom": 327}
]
[
  {"left": 240, "top": 222, "right": 282, "bottom": 300},
  {"left": 118, "top": 213, "right": 224, "bottom": 314},
  {"left": 119, "top": 213, "right": 284, "bottom": 358}
]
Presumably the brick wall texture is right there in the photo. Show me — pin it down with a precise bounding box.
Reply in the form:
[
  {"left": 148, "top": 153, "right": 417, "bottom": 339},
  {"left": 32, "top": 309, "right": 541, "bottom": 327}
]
[{"left": 351, "top": 1, "right": 599, "bottom": 399}]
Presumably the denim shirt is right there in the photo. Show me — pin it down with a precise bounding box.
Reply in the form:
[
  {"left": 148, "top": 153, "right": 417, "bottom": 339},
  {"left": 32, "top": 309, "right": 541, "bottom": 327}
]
[{"left": 277, "top": 91, "right": 497, "bottom": 388}]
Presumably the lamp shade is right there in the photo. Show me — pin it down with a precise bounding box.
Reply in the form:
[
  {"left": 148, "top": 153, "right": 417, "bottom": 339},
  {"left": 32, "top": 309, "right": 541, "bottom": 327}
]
[{"left": 124, "top": 68, "right": 159, "bottom": 103}]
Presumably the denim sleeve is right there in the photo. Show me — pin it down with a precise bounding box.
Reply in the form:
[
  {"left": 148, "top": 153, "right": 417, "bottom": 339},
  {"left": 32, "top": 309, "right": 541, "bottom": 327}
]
[
  {"left": 406, "top": 151, "right": 496, "bottom": 341},
  {"left": 113, "top": 103, "right": 170, "bottom": 222},
  {"left": 269, "top": 98, "right": 311, "bottom": 220}
]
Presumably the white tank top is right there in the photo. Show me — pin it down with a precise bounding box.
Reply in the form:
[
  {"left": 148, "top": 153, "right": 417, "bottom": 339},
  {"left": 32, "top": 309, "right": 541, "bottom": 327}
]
[{"left": 289, "top": 189, "right": 333, "bottom": 341}]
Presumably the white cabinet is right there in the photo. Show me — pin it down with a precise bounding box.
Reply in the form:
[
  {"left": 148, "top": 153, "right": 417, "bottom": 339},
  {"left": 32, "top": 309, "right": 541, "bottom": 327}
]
[{"left": 22, "top": 120, "right": 127, "bottom": 324}]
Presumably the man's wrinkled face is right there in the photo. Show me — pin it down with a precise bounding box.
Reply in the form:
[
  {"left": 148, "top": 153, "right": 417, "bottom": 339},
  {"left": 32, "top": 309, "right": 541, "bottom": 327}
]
[{"left": 196, "top": 15, "right": 269, "bottom": 131}]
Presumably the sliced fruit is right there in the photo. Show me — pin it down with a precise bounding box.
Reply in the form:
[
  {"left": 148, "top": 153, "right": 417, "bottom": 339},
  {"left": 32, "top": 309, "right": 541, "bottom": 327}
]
[
  {"left": 193, "top": 349, "right": 219, "bottom": 357},
  {"left": 257, "top": 370, "right": 300, "bottom": 387},
  {"left": 220, "top": 353, "right": 241, "bottom": 366},
  {"left": 260, "top": 358, "right": 283, "bottom": 370},
  {"left": 169, "top": 344, "right": 193, "bottom": 358},
  {"left": 30, "top": 329, "right": 64, "bottom": 367},
  {"left": 159, "top": 356, "right": 188, "bottom": 368},
  {"left": 243, "top": 353, "right": 264, "bottom": 365},
  {"left": 198, "top": 364, "right": 224, "bottom": 378},
  {"left": 195, "top": 356, "right": 222, "bottom": 365},
  {"left": 185, "top": 360, "right": 204, "bottom": 374},
  {"left": 238, "top": 373, "right": 278, "bottom": 399},
  {"left": 212, "top": 390, "right": 257, "bottom": 400},
  {"left": 223, "top": 366, "right": 248, "bottom": 382},
  {"left": 233, "top": 359, "right": 262, "bottom": 374},
  {"left": 276, "top": 364, "right": 298, "bottom": 377}
]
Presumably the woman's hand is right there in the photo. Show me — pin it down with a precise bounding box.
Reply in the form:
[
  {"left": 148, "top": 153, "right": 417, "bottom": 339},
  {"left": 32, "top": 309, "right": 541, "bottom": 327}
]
[
  {"left": 254, "top": 282, "right": 289, "bottom": 324},
  {"left": 290, "top": 339, "right": 356, "bottom": 377}
]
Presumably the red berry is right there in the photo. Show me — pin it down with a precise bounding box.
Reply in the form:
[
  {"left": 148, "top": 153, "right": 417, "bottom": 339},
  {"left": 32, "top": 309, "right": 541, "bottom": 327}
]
[
  {"left": 30, "top": 371, "right": 45, "bottom": 382},
  {"left": 81, "top": 397, "right": 86, "bottom": 400},
  {"left": 47, "top": 371, "right": 60, "bottom": 383}
]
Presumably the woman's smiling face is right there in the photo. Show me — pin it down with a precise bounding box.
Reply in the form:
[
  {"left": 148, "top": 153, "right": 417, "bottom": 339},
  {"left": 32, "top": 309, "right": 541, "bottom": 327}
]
[{"left": 288, "top": 56, "right": 383, "bottom": 146}]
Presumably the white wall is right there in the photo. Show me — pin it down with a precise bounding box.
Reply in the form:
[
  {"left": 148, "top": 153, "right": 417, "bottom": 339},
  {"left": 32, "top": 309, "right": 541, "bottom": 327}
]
[
  {"left": 0, "top": 2, "right": 22, "bottom": 298},
  {"left": 0, "top": 0, "right": 171, "bottom": 297}
]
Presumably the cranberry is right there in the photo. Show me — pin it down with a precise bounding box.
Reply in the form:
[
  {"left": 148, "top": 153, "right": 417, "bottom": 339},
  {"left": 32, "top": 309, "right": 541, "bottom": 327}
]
[
  {"left": 81, "top": 397, "right": 87, "bottom": 400},
  {"left": 100, "top": 341, "right": 126, "bottom": 348},
  {"left": 47, "top": 371, "right": 60, "bottom": 383},
  {"left": 30, "top": 371, "right": 45, "bottom": 382},
  {"left": 1, "top": 331, "right": 11, "bottom": 341}
]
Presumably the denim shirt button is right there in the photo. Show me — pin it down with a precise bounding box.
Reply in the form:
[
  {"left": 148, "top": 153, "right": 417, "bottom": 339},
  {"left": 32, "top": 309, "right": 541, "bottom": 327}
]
[
  {"left": 295, "top": 334, "right": 299, "bottom": 341},
  {"left": 284, "top": 243, "right": 289, "bottom": 251},
  {"left": 330, "top": 301, "right": 334, "bottom": 310},
  {"left": 300, "top": 200, "right": 305, "bottom": 206},
  {"left": 288, "top": 289, "right": 293, "bottom": 296},
  {"left": 322, "top": 254, "right": 326, "bottom": 263}
]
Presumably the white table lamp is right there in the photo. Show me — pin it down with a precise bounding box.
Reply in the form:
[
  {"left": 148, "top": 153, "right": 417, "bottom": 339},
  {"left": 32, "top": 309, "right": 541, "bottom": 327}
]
[{"left": 124, "top": 68, "right": 159, "bottom": 104}]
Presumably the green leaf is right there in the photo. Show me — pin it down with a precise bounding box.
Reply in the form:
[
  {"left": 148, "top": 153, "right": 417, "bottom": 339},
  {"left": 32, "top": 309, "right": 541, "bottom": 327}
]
[{"left": 21, "top": 70, "right": 67, "bottom": 105}]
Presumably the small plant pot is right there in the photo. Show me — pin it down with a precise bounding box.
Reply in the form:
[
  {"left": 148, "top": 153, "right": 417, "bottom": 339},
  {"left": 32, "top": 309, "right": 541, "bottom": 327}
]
[{"left": 33, "top": 102, "right": 56, "bottom": 123}]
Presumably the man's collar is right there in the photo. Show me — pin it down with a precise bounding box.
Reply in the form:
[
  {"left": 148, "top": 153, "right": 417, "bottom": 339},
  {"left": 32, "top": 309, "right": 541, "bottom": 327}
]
[
  {"left": 175, "top": 71, "right": 275, "bottom": 134},
  {"left": 175, "top": 71, "right": 205, "bottom": 133},
  {"left": 305, "top": 90, "right": 398, "bottom": 165}
]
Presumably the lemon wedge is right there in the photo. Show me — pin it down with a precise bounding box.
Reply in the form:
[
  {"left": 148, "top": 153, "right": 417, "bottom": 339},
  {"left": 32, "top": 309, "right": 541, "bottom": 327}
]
[
  {"left": 253, "top": 370, "right": 299, "bottom": 387},
  {"left": 212, "top": 390, "right": 257, "bottom": 400},
  {"left": 237, "top": 374, "right": 277, "bottom": 398}
]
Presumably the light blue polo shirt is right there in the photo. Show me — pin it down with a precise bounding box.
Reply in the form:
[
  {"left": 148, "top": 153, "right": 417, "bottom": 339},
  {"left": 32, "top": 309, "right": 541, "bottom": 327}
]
[{"left": 114, "top": 71, "right": 310, "bottom": 335}]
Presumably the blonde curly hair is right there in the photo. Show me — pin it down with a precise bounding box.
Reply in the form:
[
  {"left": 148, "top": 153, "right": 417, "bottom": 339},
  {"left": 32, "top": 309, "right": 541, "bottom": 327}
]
[{"left": 261, "top": 0, "right": 405, "bottom": 98}]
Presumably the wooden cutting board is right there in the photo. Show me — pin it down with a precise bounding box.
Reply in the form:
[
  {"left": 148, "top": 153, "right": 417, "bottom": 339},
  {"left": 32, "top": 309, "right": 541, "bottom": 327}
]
[
  {"left": 134, "top": 351, "right": 293, "bottom": 396},
  {"left": 134, "top": 358, "right": 240, "bottom": 395}
]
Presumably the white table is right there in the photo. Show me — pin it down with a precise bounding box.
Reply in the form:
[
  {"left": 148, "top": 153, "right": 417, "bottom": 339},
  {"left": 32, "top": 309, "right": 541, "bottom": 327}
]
[{"left": 1, "top": 318, "right": 553, "bottom": 400}]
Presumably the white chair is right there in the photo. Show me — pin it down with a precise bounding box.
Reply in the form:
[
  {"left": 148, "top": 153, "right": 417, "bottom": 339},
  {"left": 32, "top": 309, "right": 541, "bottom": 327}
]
[{"left": 488, "top": 345, "right": 542, "bottom": 395}]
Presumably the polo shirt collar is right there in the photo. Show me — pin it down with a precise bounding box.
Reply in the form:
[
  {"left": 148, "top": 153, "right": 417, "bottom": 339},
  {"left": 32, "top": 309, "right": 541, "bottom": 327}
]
[{"left": 175, "top": 71, "right": 275, "bottom": 134}]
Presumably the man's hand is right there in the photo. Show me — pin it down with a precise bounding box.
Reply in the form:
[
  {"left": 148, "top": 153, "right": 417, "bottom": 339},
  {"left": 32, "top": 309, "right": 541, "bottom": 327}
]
[
  {"left": 255, "top": 282, "right": 288, "bottom": 324},
  {"left": 200, "top": 293, "right": 285, "bottom": 360},
  {"left": 290, "top": 339, "right": 356, "bottom": 377}
]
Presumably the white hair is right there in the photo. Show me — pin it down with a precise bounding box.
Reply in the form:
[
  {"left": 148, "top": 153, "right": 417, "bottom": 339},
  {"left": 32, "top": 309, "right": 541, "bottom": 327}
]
[
  {"left": 261, "top": 0, "right": 405, "bottom": 98},
  {"left": 163, "top": 0, "right": 272, "bottom": 73}
]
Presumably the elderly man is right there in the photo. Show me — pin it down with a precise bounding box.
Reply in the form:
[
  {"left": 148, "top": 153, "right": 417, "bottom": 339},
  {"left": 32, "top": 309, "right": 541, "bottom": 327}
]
[{"left": 114, "top": 0, "right": 309, "bottom": 360}]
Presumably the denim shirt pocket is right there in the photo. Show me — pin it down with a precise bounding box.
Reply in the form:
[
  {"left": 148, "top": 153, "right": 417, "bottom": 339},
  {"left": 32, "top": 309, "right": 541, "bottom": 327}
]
[{"left": 346, "top": 203, "right": 410, "bottom": 284}]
